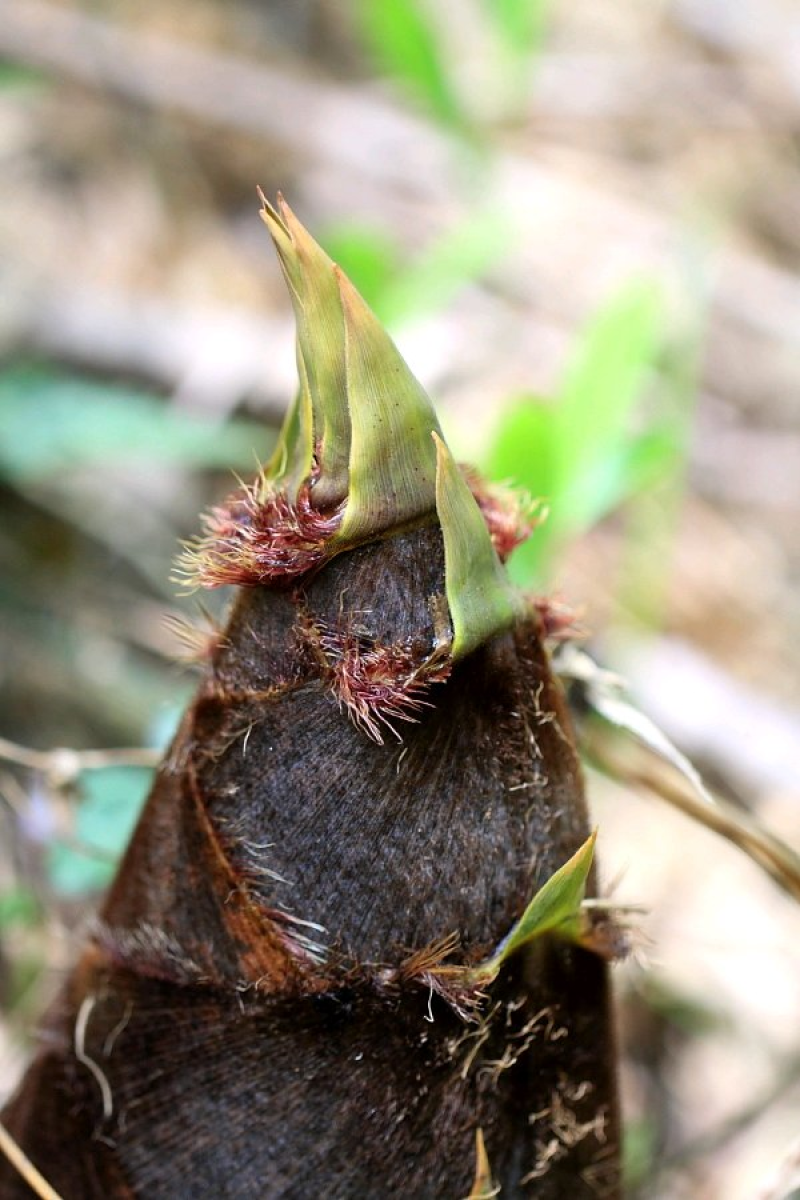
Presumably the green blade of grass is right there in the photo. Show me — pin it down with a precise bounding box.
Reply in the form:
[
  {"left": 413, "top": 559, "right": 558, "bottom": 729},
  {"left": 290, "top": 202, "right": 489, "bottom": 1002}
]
[
  {"left": 381, "top": 210, "right": 510, "bottom": 324},
  {"left": 555, "top": 278, "right": 662, "bottom": 533},
  {"left": 483, "top": 277, "right": 667, "bottom": 584},
  {"left": 353, "top": 0, "right": 467, "bottom": 132},
  {"left": 482, "top": 0, "right": 550, "bottom": 58},
  {"left": 483, "top": 395, "right": 557, "bottom": 582}
]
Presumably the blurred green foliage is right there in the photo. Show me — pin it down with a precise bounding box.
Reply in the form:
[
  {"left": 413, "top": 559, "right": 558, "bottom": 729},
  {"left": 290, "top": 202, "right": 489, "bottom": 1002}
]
[
  {"left": 485, "top": 278, "right": 694, "bottom": 585},
  {"left": 0, "top": 889, "right": 39, "bottom": 931},
  {"left": 319, "top": 226, "right": 400, "bottom": 315},
  {"left": 623, "top": 1117, "right": 659, "bottom": 1193},
  {"left": 322, "top": 208, "right": 510, "bottom": 325},
  {"left": 352, "top": 0, "right": 552, "bottom": 130},
  {"left": 353, "top": 0, "right": 467, "bottom": 132},
  {"left": 0, "top": 364, "right": 272, "bottom": 479},
  {"left": 46, "top": 767, "right": 153, "bottom": 896},
  {"left": 0, "top": 61, "right": 46, "bottom": 91},
  {"left": 487, "top": 0, "right": 550, "bottom": 58}
]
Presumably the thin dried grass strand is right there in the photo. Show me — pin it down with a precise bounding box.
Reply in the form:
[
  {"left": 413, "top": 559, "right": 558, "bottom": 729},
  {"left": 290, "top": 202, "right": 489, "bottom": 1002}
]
[
  {"left": 0, "top": 1120, "right": 64, "bottom": 1200},
  {"left": 586, "top": 726, "right": 800, "bottom": 903}
]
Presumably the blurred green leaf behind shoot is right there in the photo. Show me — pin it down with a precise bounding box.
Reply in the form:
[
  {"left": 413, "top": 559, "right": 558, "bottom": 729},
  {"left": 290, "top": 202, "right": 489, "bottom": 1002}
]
[
  {"left": 485, "top": 277, "right": 697, "bottom": 591},
  {"left": 0, "top": 365, "right": 272, "bottom": 480},
  {"left": 353, "top": 0, "right": 468, "bottom": 134},
  {"left": 322, "top": 208, "right": 511, "bottom": 326},
  {"left": 353, "top": 0, "right": 553, "bottom": 131}
]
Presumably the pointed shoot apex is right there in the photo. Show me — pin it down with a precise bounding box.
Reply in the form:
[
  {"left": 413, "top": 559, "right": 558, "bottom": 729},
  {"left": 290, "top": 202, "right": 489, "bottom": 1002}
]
[
  {"left": 238, "top": 196, "right": 535, "bottom": 652},
  {"left": 259, "top": 193, "right": 350, "bottom": 507}
]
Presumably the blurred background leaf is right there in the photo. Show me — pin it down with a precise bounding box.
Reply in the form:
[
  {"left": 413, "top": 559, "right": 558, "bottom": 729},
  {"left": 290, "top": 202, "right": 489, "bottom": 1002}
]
[
  {"left": 352, "top": 0, "right": 467, "bottom": 132},
  {"left": 320, "top": 225, "right": 400, "bottom": 316},
  {"left": 0, "top": 364, "right": 272, "bottom": 480},
  {"left": 0, "top": 890, "right": 39, "bottom": 932},
  {"left": 485, "top": 277, "right": 689, "bottom": 585},
  {"left": 322, "top": 209, "right": 509, "bottom": 323},
  {"left": 484, "top": 0, "right": 550, "bottom": 57},
  {"left": 46, "top": 767, "right": 153, "bottom": 896}
]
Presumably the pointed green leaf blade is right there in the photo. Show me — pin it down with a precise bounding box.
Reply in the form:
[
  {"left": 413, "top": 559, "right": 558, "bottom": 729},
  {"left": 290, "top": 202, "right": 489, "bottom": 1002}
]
[
  {"left": 278, "top": 198, "right": 351, "bottom": 508},
  {"left": 475, "top": 831, "right": 597, "bottom": 981},
  {"left": 336, "top": 268, "right": 442, "bottom": 545},
  {"left": 259, "top": 198, "right": 315, "bottom": 492},
  {"left": 434, "top": 432, "right": 518, "bottom": 659}
]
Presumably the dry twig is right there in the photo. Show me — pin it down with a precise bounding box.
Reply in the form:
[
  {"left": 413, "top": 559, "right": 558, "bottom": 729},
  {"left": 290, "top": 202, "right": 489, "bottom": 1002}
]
[{"left": 0, "top": 1121, "right": 64, "bottom": 1200}]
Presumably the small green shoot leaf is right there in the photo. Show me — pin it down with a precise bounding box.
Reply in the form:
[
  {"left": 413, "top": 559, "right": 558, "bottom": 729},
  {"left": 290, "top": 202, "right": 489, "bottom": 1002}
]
[
  {"left": 433, "top": 432, "right": 518, "bottom": 659},
  {"left": 472, "top": 831, "right": 596, "bottom": 982}
]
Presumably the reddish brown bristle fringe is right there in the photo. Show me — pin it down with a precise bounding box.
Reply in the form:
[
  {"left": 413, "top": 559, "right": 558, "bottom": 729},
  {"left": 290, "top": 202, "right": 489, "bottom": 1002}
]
[{"left": 177, "top": 478, "right": 344, "bottom": 590}]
